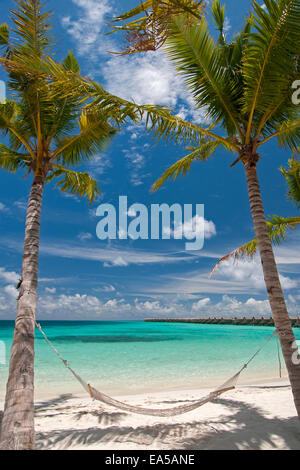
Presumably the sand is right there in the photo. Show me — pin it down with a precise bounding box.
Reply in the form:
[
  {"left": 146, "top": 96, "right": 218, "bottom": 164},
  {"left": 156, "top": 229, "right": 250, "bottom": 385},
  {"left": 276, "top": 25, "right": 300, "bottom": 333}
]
[{"left": 2, "top": 381, "right": 298, "bottom": 450}]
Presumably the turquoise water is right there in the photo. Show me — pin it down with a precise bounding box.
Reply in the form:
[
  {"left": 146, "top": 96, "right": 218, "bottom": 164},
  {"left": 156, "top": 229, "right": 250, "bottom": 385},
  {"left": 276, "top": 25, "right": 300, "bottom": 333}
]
[{"left": 0, "top": 321, "right": 298, "bottom": 399}]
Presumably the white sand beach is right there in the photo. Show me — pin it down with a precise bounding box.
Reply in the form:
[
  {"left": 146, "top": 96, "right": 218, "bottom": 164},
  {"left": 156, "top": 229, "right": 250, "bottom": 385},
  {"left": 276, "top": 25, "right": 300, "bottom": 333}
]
[{"left": 1, "top": 381, "right": 298, "bottom": 450}]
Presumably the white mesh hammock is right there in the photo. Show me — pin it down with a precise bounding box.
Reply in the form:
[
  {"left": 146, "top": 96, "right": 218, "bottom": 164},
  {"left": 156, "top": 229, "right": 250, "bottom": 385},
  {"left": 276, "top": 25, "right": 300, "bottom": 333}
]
[{"left": 35, "top": 322, "right": 279, "bottom": 418}]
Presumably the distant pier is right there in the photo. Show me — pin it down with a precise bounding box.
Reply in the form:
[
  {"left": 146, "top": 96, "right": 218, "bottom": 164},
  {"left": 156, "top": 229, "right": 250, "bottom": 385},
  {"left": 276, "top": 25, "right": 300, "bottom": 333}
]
[{"left": 144, "top": 317, "right": 300, "bottom": 327}]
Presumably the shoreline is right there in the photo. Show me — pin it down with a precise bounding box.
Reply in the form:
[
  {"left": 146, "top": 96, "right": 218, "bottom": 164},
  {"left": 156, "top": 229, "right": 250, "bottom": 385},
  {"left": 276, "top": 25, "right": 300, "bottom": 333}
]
[
  {"left": 0, "top": 375, "right": 290, "bottom": 404},
  {"left": 144, "top": 317, "right": 300, "bottom": 327}
]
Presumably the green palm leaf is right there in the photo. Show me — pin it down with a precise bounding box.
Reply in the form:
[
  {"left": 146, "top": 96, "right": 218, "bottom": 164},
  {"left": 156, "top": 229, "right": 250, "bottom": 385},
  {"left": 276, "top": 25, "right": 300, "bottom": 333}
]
[
  {"left": 0, "top": 23, "right": 9, "bottom": 46},
  {"left": 111, "top": 0, "right": 204, "bottom": 54},
  {"left": 210, "top": 215, "right": 300, "bottom": 275},
  {"left": 11, "top": 0, "right": 53, "bottom": 57},
  {"left": 262, "top": 118, "right": 300, "bottom": 150},
  {"left": 4, "top": 53, "right": 240, "bottom": 153},
  {"left": 164, "top": 14, "right": 243, "bottom": 136},
  {"left": 151, "top": 138, "right": 222, "bottom": 192},
  {"left": 63, "top": 51, "right": 80, "bottom": 73},
  {"left": 281, "top": 158, "right": 300, "bottom": 208},
  {"left": 0, "top": 143, "right": 31, "bottom": 172},
  {"left": 53, "top": 110, "right": 117, "bottom": 165},
  {"left": 46, "top": 166, "right": 101, "bottom": 204},
  {"left": 243, "top": 0, "right": 300, "bottom": 142}
]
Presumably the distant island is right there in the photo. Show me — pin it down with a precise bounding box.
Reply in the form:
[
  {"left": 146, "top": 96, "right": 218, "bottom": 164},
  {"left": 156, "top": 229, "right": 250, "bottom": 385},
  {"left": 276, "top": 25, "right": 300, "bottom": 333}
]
[{"left": 145, "top": 317, "right": 300, "bottom": 327}]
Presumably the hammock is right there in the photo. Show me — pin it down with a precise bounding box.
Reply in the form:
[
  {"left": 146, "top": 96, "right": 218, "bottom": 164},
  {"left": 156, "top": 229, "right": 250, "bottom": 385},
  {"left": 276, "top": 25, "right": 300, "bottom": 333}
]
[{"left": 35, "top": 322, "right": 278, "bottom": 418}]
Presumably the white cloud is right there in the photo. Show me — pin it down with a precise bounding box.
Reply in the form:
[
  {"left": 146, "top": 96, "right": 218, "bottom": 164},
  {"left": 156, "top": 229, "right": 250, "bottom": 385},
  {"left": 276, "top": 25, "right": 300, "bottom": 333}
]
[
  {"left": 33, "top": 242, "right": 206, "bottom": 267},
  {"left": 190, "top": 295, "right": 272, "bottom": 317},
  {"left": 0, "top": 280, "right": 298, "bottom": 320},
  {"left": 45, "top": 287, "right": 56, "bottom": 294},
  {"left": 0, "top": 202, "right": 8, "bottom": 212},
  {"left": 103, "top": 298, "right": 130, "bottom": 311},
  {"left": 4, "top": 284, "right": 18, "bottom": 299},
  {"left": 77, "top": 232, "right": 93, "bottom": 241},
  {"left": 62, "top": 0, "right": 112, "bottom": 57},
  {"left": 39, "top": 292, "right": 102, "bottom": 318},
  {"left": 87, "top": 152, "right": 112, "bottom": 178},
  {"left": 275, "top": 245, "right": 300, "bottom": 265},
  {"left": 134, "top": 299, "right": 177, "bottom": 315},
  {"left": 104, "top": 256, "right": 129, "bottom": 268},
  {"left": 214, "top": 257, "right": 297, "bottom": 291},
  {"left": 191, "top": 297, "right": 211, "bottom": 312},
  {"left": 103, "top": 51, "right": 179, "bottom": 106},
  {"left": 223, "top": 17, "right": 231, "bottom": 33},
  {"left": 38, "top": 293, "right": 131, "bottom": 319},
  {"left": 122, "top": 150, "right": 146, "bottom": 187},
  {"left": 103, "top": 50, "right": 209, "bottom": 124},
  {"left": 102, "top": 284, "right": 116, "bottom": 292},
  {"left": 0, "top": 267, "right": 19, "bottom": 284},
  {"left": 171, "top": 215, "right": 217, "bottom": 240},
  {"left": 63, "top": 2, "right": 210, "bottom": 125},
  {"left": 13, "top": 200, "right": 27, "bottom": 211}
]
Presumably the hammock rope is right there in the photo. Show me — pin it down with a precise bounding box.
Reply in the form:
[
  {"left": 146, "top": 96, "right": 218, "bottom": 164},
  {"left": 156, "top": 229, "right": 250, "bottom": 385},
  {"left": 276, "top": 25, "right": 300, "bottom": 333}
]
[{"left": 35, "top": 322, "right": 278, "bottom": 417}]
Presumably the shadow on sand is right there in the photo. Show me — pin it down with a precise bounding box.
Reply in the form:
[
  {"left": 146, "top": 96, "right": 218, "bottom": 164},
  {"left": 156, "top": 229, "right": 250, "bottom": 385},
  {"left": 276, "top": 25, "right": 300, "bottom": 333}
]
[{"left": 34, "top": 394, "right": 300, "bottom": 450}]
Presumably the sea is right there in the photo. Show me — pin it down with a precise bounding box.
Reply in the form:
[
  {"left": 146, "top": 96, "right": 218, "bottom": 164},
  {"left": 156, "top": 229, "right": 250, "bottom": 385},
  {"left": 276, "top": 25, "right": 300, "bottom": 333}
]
[{"left": 1, "top": 321, "right": 299, "bottom": 399}]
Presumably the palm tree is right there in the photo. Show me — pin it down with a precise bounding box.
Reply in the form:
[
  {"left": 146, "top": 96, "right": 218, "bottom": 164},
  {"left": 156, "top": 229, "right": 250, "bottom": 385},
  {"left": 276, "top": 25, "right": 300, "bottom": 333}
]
[
  {"left": 0, "top": 0, "right": 116, "bottom": 450},
  {"left": 109, "top": 0, "right": 300, "bottom": 417},
  {"left": 211, "top": 158, "right": 300, "bottom": 273}
]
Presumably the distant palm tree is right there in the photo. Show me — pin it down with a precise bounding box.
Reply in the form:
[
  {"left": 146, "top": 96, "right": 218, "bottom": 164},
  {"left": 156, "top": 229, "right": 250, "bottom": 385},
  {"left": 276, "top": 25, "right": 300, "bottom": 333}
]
[
  {"left": 0, "top": 0, "right": 116, "bottom": 450},
  {"left": 211, "top": 158, "right": 300, "bottom": 272}
]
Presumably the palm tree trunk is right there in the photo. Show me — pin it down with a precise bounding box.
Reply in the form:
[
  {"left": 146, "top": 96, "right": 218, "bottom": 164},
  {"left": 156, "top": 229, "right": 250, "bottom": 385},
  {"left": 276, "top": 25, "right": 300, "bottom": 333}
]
[
  {"left": 245, "top": 159, "right": 300, "bottom": 418},
  {"left": 0, "top": 175, "right": 44, "bottom": 450}
]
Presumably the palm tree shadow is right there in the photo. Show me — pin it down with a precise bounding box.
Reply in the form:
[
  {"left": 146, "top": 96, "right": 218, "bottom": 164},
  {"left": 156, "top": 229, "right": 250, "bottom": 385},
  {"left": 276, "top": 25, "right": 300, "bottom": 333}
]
[
  {"left": 35, "top": 396, "right": 300, "bottom": 450},
  {"left": 35, "top": 394, "right": 127, "bottom": 427},
  {"left": 35, "top": 394, "right": 74, "bottom": 412},
  {"left": 184, "top": 396, "right": 300, "bottom": 450}
]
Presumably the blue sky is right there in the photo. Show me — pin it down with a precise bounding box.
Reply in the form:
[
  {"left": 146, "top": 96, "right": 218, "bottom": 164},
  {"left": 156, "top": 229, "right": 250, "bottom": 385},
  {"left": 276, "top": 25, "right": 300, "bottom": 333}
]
[{"left": 0, "top": 0, "right": 299, "bottom": 320}]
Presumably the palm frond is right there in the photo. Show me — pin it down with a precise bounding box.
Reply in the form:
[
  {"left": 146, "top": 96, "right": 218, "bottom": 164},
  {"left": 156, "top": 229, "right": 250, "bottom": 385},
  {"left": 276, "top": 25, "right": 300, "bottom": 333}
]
[
  {"left": 259, "top": 118, "right": 300, "bottom": 150},
  {"left": 5, "top": 53, "right": 240, "bottom": 153},
  {"left": 0, "top": 143, "right": 31, "bottom": 172},
  {"left": 45, "top": 60, "right": 237, "bottom": 149},
  {"left": 164, "top": 14, "right": 243, "bottom": 136},
  {"left": 0, "top": 100, "right": 35, "bottom": 157},
  {"left": 151, "top": 138, "right": 222, "bottom": 191},
  {"left": 63, "top": 51, "right": 80, "bottom": 73},
  {"left": 0, "top": 23, "right": 9, "bottom": 46},
  {"left": 281, "top": 158, "right": 300, "bottom": 208},
  {"left": 210, "top": 0, "right": 226, "bottom": 43},
  {"left": 243, "top": 0, "right": 300, "bottom": 142},
  {"left": 46, "top": 166, "right": 101, "bottom": 203},
  {"left": 210, "top": 215, "right": 300, "bottom": 276},
  {"left": 53, "top": 110, "right": 117, "bottom": 165},
  {"left": 11, "top": 0, "right": 53, "bottom": 57},
  {"left": 110, "top": 0, "right": 205, "bottom": 54}
]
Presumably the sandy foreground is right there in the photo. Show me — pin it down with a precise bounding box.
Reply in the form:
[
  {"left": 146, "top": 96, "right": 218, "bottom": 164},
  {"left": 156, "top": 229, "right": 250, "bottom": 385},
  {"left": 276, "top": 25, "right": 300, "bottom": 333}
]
[{"left": 1, "top": 381, "right": 299, "bottom": 450}]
